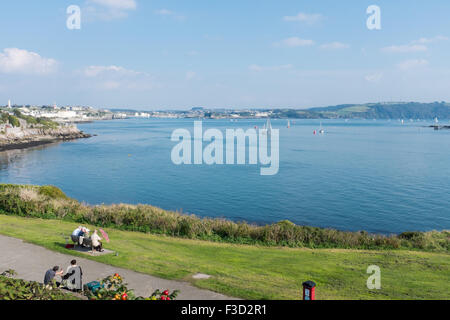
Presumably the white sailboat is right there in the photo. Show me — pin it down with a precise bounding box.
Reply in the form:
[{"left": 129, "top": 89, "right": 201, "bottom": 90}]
[
  {"left": 287, "top": 120, "right": 291, "bottom": 128},
  {"left": 434, "top": 117, "right": 439, "bottom": 130},
  {"left": 319, "top": 121, "right": 325, "bottom": 134},
  {"left": 261, "top": 118, "right": 272, "bottom": 135}
]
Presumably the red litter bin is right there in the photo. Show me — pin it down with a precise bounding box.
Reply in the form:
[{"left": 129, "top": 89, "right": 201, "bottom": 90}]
[{"left": 302, "top": 281, "right": 316, "bottom": 300}]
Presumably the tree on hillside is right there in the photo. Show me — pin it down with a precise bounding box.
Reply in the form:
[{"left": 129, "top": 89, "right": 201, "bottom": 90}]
[
  {"left": 0, "top": 113, "right": 9, "bottom": 124},
  {"left": 8, "top": 115, "right": 20, "bottom": 127}
]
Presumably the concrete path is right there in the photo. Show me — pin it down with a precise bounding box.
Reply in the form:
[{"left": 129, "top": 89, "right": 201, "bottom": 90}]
[{"left": 0, "top": 235, "right": 238, "bottom": 300}]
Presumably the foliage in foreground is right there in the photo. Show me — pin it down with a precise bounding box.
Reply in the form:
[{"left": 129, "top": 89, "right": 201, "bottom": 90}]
[
  {"left": 1, "top": 215, "right": 449, "bottom": 300},
  {"left": 0, "top": 184, "right": 448, "bottom": 252},
  {"left": 85, "top": 273, "right": 179, "bottom": 301},
  {"left": 0, "top": 270, "right": 78, "bottom": 300}
]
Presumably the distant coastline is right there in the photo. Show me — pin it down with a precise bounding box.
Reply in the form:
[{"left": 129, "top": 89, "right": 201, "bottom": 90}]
[
  {"left": 0, "top": 130, "right": 91, "bottom": 152},
  {"left": 4, "top": 101, "right": 450, "bottom": 121},
  {"left": 0, "top": 128, "right": 91, "bottom": 152},
  {"left": 112, "top": 101, "right": 450, "bottom": 120}
]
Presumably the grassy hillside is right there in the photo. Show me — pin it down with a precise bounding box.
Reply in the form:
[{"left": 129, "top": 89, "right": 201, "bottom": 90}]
[
  {"left": 271, "top": 102, "right": 450, "bottom": 119},
  {"left": 1, "top": 184, "right": 449, "bottom": 252},
  {"left": 0, "top": 184, "right": 448, "bottom": 300},
  {"left": 0, "top": 215, "right": 448, "bottom": 300}
]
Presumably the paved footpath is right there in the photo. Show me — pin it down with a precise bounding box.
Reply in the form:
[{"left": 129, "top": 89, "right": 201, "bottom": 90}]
[{"left": 0, "top": 235, "right": 238, "bottom": 300}]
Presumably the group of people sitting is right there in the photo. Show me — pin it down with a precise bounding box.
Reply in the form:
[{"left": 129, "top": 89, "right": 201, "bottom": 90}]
[
  {"left": 43, "top": 260, "right": 83, "bottom": 292},
  {"left": 71, "top": 226, "right": 104, "bottom": 252}
]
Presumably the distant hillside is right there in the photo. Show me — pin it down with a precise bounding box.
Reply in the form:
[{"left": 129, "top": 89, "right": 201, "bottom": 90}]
[{"left": 272, "top": 102, "right": 450, "bottom": 119}]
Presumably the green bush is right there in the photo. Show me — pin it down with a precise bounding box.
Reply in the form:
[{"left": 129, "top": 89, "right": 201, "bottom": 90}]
[
  {"left": 0, "top": 184, "right": 448, "bottom": 252},
  {"left": 0, "top": 112, "right": 8, "bottom": 124},
  {"left": 36, "top": 117, "right": 59, "bottom": 129},
  {"left": 0, "top": 270, "right": 79, "bottom": 300},
  {"left": 10, "top": 110, "right": 58, "bottom": 129},
  {"left": 39, "top": 186, "right": 69, "bottom": 200},
  {"left": 8, "top": 115, "right": 20, "bottom": 127}
]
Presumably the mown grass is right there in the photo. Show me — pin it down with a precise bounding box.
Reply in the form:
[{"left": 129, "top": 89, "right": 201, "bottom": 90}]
[
  {"left": 1, "top": 184, "right": 449, "bottom": 252},
  {"left": 0, "top": 215, "right": 449, "bottom": 300}
]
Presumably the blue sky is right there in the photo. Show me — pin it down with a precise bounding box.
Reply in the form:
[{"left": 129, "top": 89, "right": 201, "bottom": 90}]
[{"left": 1, "top": 0, "right": 450, "bottom": 110}]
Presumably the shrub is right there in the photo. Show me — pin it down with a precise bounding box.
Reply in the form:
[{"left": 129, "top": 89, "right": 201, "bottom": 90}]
[
  {"left": 0, "top": 184, "right": 448, "bottom": 252},
  {"left": 38, "top": 186, "right": 69, "bottom": 200},
  {"left": 10, "top": 110, "right": 58, "bottom": 129},
  {"left": 1, "top": 112, "right": 8, "bottom": 123},
  {"left": 8, "top": 115, "right": 20, "bottom": 127},
  {"left": 0, "top": 270, "right": 79, "bottom": 300}
]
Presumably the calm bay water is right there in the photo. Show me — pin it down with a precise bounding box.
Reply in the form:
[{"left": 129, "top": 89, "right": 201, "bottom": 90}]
[{"left": 1, "top": 118, "right": 449, "bottom": 234}]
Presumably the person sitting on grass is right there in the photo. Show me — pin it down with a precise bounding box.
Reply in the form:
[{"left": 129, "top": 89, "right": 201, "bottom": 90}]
[
  {"left": 91, "top": 230, "right": 103, "bottom": 252},
  {"left": 71, "top": 226, "right": 83, "bottom": 245},
  {"left": 44, "top": 266, "right": 63, "bottom": 288},
  {"left": 62, "top": 260, "right": 83, "bottom": 292},
  {"left": 77, "top": 227, "right": 91, "bottom": 247}
]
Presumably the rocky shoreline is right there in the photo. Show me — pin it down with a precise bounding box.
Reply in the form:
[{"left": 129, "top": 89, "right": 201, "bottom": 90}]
[{"left": 0, "top": 127, "right": 91, "bottom": 152}]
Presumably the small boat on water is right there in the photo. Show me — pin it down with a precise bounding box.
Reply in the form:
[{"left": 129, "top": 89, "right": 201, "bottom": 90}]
[
  {"left": 287, "top": 120, "right": 291, "bottom": 128},
  {"left": 319, "top": 122, "right": 325, "bottom": 134},
  {"left": 261, "top": 118, "right": 272, "bottom": 135}
]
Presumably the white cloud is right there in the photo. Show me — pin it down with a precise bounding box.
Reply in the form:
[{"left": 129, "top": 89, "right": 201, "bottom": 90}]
[
  {"left": 155, "top": 9, "right": 173, "bottom": 16},
  {"left": 81, "top": 65, "right": 157, "bottom": 91},
  {"left": 89, "top": 0, "right": 136, "bottom": 10},
  {"left": 320, "top": 42, "right": 350, "bottom": 50},
  {"left": 100, "top": 80, "right": 121, "bottom": 90},
  {"left": 0, "top": 48, "right": 58, "bottom": 75},
  {"left": 397, "top": 59, "right": 429, "bottom": 71},
  {"left": 381, "top": 44, "right": 428, "bottom": 53},
  {"left": 86, "top": 0, "right": 136, "bottom": 20},
  {"left": 365, "top": 72, "right": 383, "bottom": 83},
  {"left": 283, "top": 12, "right": 323, "bottom": 24},
  {"left": 186, "top": 71, "right": 196, "bottom": 80},
  {"left": 249, "top": 64, "right": 293, "bottom": 72},
  {"left": 154, "top": 8, "right": 185, "bottom": 20},
  {"left": 274, "top": 37, "right": 315, "bottom": 48},
  {"left": 381, "top": 36, "right": 448, "bottom": 53},
  {"left": 412, "top": 35, "right": 448, "bottom": 44},
  {"left": 83, "top": 65, "right": 142, "bottom": 77}
]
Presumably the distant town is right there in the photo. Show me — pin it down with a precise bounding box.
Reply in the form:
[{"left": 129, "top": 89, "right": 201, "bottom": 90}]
[
  {"left": 2, "top": 100, "right": 450, "bottom": 122},
  {"left": 0, "top": 100, "right": 274, "bottom": 122}
]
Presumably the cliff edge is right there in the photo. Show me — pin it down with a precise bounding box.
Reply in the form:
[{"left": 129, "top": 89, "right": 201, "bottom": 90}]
[{"left": 0, "top": 118, "right": 91, "bottom": 152}]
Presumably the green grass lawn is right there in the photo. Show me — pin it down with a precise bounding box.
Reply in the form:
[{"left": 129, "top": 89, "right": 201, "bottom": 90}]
[{"left": 0, "top": 214, "right": 448, "bottom": 300}]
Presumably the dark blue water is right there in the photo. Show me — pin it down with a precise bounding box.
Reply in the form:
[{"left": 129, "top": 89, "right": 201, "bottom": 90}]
[{"left": 1, "top": 118, "right": 449, "bottom": 234}]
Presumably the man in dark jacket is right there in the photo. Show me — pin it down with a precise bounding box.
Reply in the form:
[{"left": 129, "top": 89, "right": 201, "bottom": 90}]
[{"left": 44, "top": 266, "right": 63, "bottom": 287}]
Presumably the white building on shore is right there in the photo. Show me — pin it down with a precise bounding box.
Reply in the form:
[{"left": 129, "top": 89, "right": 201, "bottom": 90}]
[
  {"left": 41, "top": 111, "right": 78, "bottom": 119},
  {"left": 134, "top": 112, "right": 150, "bottom": 118}
]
